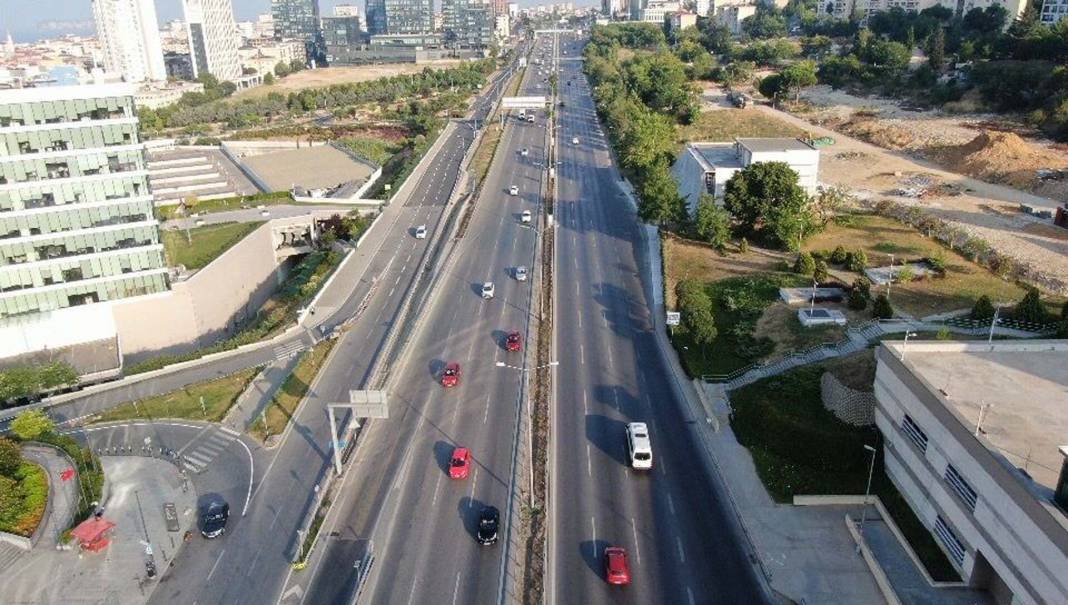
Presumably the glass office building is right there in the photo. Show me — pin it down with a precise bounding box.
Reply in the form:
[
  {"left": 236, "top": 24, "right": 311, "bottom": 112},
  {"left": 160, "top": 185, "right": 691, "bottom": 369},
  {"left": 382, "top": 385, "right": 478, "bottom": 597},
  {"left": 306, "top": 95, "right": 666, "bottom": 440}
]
[{"left": 0, "top": 84, "right": 168, "bottom": 319}]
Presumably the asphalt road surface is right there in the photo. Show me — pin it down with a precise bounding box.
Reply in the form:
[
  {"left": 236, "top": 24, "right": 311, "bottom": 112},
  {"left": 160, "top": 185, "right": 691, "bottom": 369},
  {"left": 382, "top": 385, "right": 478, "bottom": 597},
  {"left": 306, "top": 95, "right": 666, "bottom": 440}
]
[
  {"left": 142, "top": 63, "right": 518, "bottom": 605},
  {"left": 289, "top": 42, "right": 551, "bottom": 605},
  {"left": 548, "top": 34, "right": 766, "bottom": 604}
]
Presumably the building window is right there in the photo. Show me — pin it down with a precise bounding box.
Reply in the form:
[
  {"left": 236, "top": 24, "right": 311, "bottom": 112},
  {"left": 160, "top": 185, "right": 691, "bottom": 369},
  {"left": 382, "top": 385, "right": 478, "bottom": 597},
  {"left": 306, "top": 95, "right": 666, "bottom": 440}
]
[
  {"left": 944, "top": 464, "right": 978, "bottom": 512},
  {"left": 901, "top": 414, "right": 928, "bottom": 453},
  {"left": 933, "top": 516, "right": 966, "bottom": 566}
]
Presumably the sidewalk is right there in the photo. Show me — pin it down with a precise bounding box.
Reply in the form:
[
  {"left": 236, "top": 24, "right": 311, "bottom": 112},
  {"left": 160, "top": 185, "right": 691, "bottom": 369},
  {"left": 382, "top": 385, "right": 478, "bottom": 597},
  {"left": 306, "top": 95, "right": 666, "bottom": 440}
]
[
  {"left": 222, "top": 354, "right": 301, "bottom": 433},
  {"left": 21, "top": 444, "right": 80, "bottom": 548}
]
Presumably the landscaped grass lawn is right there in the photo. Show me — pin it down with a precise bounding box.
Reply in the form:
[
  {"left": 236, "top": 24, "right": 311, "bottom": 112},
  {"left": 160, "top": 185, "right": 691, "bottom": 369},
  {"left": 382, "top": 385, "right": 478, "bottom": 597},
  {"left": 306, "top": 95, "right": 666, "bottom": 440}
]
[
  {"left": 0, "top": 462, "right": 48, "bottom": 537},
  {"left": 250, "top": 340, "right": 335, "bottom": 442},
  {"left": 161, "top": 221, "right": 264, "bottom": 271},
  {"left": 338, "top": 137, "right": 404, "bottom": 166},
  {"left": 679, "top": 108, "right": 808, "bottom": 143},
  {"left": 93, "top": 368, "right": 259, "bottom": 423},
  {"left": 803, "top": 214, "right": 1030, "bottom": 318},
  {"left": 730, "top": 360, "right": 960, "bottom": 582},
  {"left": 155, "top": 192, "right": 294, "bottom": 221}
]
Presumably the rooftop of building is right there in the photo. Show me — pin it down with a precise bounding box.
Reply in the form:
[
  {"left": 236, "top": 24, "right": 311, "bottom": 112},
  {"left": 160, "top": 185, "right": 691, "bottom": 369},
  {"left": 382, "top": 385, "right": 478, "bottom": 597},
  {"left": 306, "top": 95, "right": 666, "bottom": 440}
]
[
  {"left": 685, "top": 142, "right": 742, "bottom": 170},
  {"left": 736, "top": 137, "right": 816, "bottom": 153},
  {"left": 0, "top": 82, "right": 135, "bottom": 104},
  {"left": 882, "top": 340, "right": 1068, "bottom": 501}
]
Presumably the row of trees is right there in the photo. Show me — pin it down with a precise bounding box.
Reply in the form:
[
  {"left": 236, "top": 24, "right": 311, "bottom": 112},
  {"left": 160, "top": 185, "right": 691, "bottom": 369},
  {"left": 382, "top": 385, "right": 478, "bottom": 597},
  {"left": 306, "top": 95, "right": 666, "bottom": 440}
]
[
  {"left": 138, "top": 61, "right": 494, "bottom": 133},
  {"left": 0, "top": 361, "right": 77, "bottom": 408}
]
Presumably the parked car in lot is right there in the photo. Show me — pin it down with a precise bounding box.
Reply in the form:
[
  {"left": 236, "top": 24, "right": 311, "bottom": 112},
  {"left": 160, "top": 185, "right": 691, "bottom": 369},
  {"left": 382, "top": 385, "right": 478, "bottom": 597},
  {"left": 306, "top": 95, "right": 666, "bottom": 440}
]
[
  {"left": 441, "top": 362, "right": 461, "bottom": 388},
  {"left": 476, "top": 506, "right": 500, "bottom": 545},
  {"left": 604, "top": 547, "right": 631, "bottom": 585},
  {"left": 448, "top": 447, "right": 471, "bottom": 479}
]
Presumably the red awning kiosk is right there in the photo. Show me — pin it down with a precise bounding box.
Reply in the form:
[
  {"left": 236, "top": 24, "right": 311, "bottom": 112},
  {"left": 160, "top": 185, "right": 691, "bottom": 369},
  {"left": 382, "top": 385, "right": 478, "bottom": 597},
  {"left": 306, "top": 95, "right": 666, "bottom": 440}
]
[{"left": 71, "top": 517, "right": 116, "bottom": 553}]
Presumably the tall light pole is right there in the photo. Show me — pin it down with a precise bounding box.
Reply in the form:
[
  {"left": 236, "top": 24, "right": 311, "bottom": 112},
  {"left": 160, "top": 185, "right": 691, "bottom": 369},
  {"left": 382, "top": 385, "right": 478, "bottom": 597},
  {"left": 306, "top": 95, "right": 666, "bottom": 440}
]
[
  {"left": 987, "top": 305, "right": 1000, "bottom": 343},
  {"left": 900, "top": 330, "right": 917, "bottom": 361},
  {"left": 857, "top": 444, "right": 878, "bottom": 553}
]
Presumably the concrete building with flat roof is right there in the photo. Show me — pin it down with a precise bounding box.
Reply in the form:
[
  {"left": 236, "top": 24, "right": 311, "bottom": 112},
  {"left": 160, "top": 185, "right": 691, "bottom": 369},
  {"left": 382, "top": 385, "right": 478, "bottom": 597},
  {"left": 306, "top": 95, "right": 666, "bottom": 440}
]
[
  {"left": 183, "top": 0, "right": 243, "bottom": 82},
  {"left": 91, "top": 0, "right": 168, "bottom": 82},
  {"left": 873, "top": 340, "right": 1068, "bottom": 605},
  {"left": 671, "top": 137, "right": 819, "bottom": 215}
]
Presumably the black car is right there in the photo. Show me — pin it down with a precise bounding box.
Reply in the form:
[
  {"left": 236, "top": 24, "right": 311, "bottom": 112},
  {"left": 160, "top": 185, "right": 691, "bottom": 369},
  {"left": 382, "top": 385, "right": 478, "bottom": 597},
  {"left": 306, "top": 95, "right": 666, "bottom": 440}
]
[
  {"left": 201, "top": 501, "right": 229, "bottom": 539},
  {"left": 476, "top": 506, "right": 499, "bottom": 545}
]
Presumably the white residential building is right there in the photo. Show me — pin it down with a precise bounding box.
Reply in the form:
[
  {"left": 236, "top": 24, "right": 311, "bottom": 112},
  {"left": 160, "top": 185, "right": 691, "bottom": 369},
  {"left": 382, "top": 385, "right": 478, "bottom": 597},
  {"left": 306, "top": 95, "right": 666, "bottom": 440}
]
[
  {"left": 873, "top": 341, "right": 1068, "bottom": 605},
  {"left": 819, "top": 0, "right": 1027, "bottom": 22},
  {"left": 1041, "top": 0, "right": 1068, "bottom": 23},
  {"left": 672, "top": 138, "right": 820, "bottom": 215},
  {"left": 637, "top": 1, "right": 683, "bottom": 22},
  {"left": 91, "top": 0, "right": 167, "bottom": 82},
  {"left": 183, "top": 0, "right": 243, "bottom": 82}
]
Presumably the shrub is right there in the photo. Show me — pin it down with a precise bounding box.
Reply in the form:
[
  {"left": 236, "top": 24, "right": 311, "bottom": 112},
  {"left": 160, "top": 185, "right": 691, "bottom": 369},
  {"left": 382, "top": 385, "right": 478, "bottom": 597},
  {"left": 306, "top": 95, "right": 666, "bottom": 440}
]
[
  {"left": 830, "top": 245, "right": 849, "bottom": 264},
  {"left": 0, "top": 438, "right": 21, "bottom": 477},
  {"left": 848, "top": 289, "right": 868, "bottom": 310},
  {"left": 794, "top": 251, "right": 816, "bottom": 275},
  {"left": 872, "top": 294, "right": 893, "bottom": 319},
  {"left": 9, "top": 411, "right": 53, "bottom": 441},
  {"left": 895, "top": 265, "right": 915, "bottom": 283},
  {"left": 936, "top": 327, "right": 952, "bottom": 340},
  {"left": 927, "top": 250, "right": 946, "bottom": 274},
  {"left": 813, "top": 260, "right": 830, "bottom": 283},
  {"left": 739, "top": 237, "right": 750, "bottom": 253},
  {"left": 847, "top": 249, "right": 868, "bottom": 272},
  {"left": 971, "top": 295, "right": 996, "bottom": 320},
  {"left": 853, "top": 276, "right": 872, "bottom": 298},
  {"left": 1014, "top": 287, "right": 1047, "bottom": 323}
]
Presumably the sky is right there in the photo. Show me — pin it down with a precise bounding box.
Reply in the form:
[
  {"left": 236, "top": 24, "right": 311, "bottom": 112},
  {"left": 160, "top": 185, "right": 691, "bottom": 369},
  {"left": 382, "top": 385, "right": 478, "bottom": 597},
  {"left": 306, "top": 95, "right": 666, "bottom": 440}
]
[{"left": 1, "top": 0, "right": 593, "bottom": 42}]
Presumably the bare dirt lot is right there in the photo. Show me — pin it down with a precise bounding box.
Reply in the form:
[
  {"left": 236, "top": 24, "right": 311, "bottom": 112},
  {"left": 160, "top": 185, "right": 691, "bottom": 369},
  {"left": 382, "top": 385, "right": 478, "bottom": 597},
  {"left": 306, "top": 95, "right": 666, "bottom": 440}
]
[
  {"left": 235, "top": 61, "right": 461, "bottom": 99},
  {"left": 698, "top": 88, "right": 1068, "bottom": 296}
]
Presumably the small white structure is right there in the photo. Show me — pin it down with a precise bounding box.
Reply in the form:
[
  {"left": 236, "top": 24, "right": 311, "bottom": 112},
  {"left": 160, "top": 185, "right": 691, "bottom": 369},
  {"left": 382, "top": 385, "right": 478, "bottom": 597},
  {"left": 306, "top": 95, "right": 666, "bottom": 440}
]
[
  {"left": 672, "top": 138, "right": 820, "bottom": 216},
  {"left": 797, "top": 308, "right": 847, "bottom": 327}
]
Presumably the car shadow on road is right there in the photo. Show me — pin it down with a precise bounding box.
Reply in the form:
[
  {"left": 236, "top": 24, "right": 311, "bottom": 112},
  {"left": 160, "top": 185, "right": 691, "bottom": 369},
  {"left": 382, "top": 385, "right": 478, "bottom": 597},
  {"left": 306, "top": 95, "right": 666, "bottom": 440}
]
[
  {"left": 428, "top": 358, "right": 447, "bottom": 380},
  {"left": 458, "top": 497, "right": 488, "bottom": 539},
  {"left": 592, "top": 384, "right": 639, "bottom": 416},
  {"left": 433, "top": 440, "right": 455, "bottom": 475},
  {"left": 578, "top": 539, "right": 610, "bottom": 579},
  {"left": 490, "top": 329, "right": 508, "bottom": 350},
  {"left": 584, "top": 414, "right": 628, "bottom": 466}
]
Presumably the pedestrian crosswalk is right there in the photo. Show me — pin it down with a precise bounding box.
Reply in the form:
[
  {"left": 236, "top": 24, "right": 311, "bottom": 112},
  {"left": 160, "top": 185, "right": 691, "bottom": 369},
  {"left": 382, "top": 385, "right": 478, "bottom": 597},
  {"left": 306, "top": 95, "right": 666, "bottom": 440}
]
[
  {"left": 273, "top": 341, "right": 305, "bottom": 361},
  {"left": 178, "top": 429, "right": 237, "bottom": 474}
]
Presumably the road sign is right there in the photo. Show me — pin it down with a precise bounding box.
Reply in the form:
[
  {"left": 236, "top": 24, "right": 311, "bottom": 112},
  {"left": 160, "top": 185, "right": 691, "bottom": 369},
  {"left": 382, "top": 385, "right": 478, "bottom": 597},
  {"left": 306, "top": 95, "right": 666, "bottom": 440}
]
[
  {"left": 502, "top": 96, "right": 548, "bottom": 109},
  {"left": 666, "top": 311, "right": 681, "bottom": 326},
  {"left": 349, "top": 390, "right": 388, "bottom": 419}
]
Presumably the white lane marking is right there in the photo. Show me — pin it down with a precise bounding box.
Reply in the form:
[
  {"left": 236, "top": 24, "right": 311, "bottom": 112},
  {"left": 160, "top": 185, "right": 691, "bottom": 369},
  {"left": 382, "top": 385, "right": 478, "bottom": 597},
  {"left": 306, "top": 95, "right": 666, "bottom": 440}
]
[
  {"left": 451, "top": 572, "right": 462, "bottom": 605},
  {"left": 631, "top": 518, "right": 641, "bottom": 565},
  {"left": 405, "top": 577, "right": 419, "bottom": 605},
  {"left": 580, "top": 344, "right": 585, "bottom": 365},
  {"left": 687, "top": 586, "right": 695, "bottom": 605},
  {"left": 586, "top": 444, "right": 592, "bottom": 477},
  {"left": 676, "top": 536, "right": 686, "bottom": 563},
  {"left": 469, "top": 467, "right": 479, "bottom": 501},
  {"left": 582, "top": 391, "right": 588, "bottom": 414},
  {"left": 388, "top": 287, "right": 396, "bottom": 298},
  {"left": 667, "top": 493, "right": 676, "bottom": 516},
  {"left": 206, "top": 549, "right": 225, "bottom": 582},
  {"left": 431, "top": 473, "right": 443, "bottom": 506},
  {"left": 591, "top": 517, "right": 597, "bottom": 559},
  {"left": 606, "top": 346, "right": 613, "bottom": 371},
  {"left": 483, "top": 393, "right": 491, "bottom": 425}
]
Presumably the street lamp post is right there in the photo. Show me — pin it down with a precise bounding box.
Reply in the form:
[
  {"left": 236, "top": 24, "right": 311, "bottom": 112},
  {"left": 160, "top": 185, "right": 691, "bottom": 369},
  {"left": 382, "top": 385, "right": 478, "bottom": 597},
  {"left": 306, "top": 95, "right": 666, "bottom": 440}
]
[
  {"left": 900, "top": 330, "right": 917, "bottom": 361},
  {"left": 857, "top": 444, "right": 878, "bottom": 554}
]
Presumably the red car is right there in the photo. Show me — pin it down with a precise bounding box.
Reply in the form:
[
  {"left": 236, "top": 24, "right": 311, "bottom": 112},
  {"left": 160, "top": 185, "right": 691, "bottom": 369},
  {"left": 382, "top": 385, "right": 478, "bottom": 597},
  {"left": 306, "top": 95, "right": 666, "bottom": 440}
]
[
  {"left": 604, "top": 546, "right": 631, "bottom": 586},
  {"left": 505, "top": 331, "right": 522, "bottom": 352},
  {"left": 441, "top": 362, "right": 461, "bottom": 388},
  {"left": 449, "top": 447, "right": 471, "bottom": 479}
]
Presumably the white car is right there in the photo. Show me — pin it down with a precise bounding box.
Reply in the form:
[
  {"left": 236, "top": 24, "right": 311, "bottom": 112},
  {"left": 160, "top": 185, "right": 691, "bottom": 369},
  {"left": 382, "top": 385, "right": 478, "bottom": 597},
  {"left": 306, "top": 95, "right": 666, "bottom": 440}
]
[
  {"left": 572, "top": 137, "right": 579, "bottom": 145},
  {"left": 626, "top": 422, "right": 653, "bottom": 470},
  {"left": 520, "top": 210, "right": 532, "bottom": 224},
  {"left": 521, "top": 148, "right": 529, "bottom": 157},
  {"left": 515, "top": 266, "right": 528, "bottom": 281},
  {"left": 415, "top": 225, "right": 427, "bottom": 239},
  {"left": 481, "top": 282, "right": 495, "bottom": 299},
  {"left": 509, "top": 185, "right": 519, "bottom": 196}
]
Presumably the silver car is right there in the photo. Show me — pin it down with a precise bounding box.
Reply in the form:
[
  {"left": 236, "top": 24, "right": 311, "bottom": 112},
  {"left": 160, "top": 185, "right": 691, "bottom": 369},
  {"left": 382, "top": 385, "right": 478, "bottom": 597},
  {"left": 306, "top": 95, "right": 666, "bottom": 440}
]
[{"left": 515, "top": 266, "right": 528, "bottom": 281}]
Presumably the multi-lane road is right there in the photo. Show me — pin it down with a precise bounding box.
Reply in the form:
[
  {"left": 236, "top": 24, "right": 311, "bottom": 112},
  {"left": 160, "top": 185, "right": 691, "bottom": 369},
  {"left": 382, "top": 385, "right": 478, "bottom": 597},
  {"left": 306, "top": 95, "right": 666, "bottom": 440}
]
[
  {"left": 289, "top": 38, "right": 552, "bottom": 605},
  {"left": 547, "top": 33, "right": 765, "bottom": 603},
  {"left": 143, "top": 62, "right": 519, "bottom": 605}
]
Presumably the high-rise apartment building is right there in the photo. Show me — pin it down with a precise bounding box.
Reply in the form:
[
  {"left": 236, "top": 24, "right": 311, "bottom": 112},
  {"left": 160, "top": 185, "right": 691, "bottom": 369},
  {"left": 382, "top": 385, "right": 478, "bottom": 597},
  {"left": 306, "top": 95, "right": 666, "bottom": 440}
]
[
  {"left": 183, "top": 0, "right": 243, "bottom": 81},
  {"left": 272, "top": 0, "right": 322, "bottom": 40},
  {"left": 91, "top": 0, "right": 167, "bottom": 82},
  {"left": 0, "top": 84, "right": 168, "bottom": 320},
  {"left": 818, "top": 0, "right": 1026, "bottom": 21},
  {"left": 367, "top": 0, "right": 435, "bottom": 35},
  {"left": 322, "top": 15, "right": 363, "bottom": 47}
]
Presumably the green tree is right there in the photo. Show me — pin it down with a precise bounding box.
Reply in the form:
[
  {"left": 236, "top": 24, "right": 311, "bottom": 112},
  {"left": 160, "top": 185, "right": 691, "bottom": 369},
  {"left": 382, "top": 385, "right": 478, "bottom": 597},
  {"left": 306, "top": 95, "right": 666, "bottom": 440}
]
[
  {"left": 274, "top": 61, "right": 291, "bottom": 77},
  {"left": 758, "top": 73, "right": 787, "bottom": 103},
  {"left": 638, "top": 160, "right": 687, "bottom": 225},
  {"left": 742, "top": 8, "right": 788, "bottom": 39},
  {"left": 694, "top": 195, "right": 732, "bottom": 250},
  {"left": 290, "top": 58, "right": 306, "bottom": 72},
  {"left": 813, "top": 260, "right": 830, "bottom": 283},
  {"left": 794, "top": 251, "right": 816, "bottom": 275},
  {"left": 724, "top": 162, "right": 814, "bottom": 249},
  {"left": 853, "top": 276, "right": 872, "bottom": 298},
  {"left": 871, "top": 294, "right": 894, "bottom": 319},
  {"left": 739, "top": 237, "right": 750, "bottom": 253},
  {"left": 802, "top": 35, "right": 833, "bottom": 58},
  {"left": 0, "top": 362, "right": 77, "bottom": 404},
  {"left": 1014, "top": 287, "right": 1047, "bottom": 323},
  {"left": 676, "top": 280, "right": 718, "bottom": 348},
  {"left": 0, "top": 438, "right": 21, "bottom": 477},
  {"left": 778, "top": 60, "right": 819, "bottom": 101},
  {"left": 927, "top": 26, "right": 946, "bottom": 71},
  {"left": 9, "top": 410, "right": 54, "bottom": 441},
  {"left": 263, "top": 72, "right": 276, "bottom": 85},
  {"left": 721, "top": 61, "right": 755, "bottom": 90},
  {"left": 848, "top": 287, "right": 868, "bottom": 310},
  {"left": 847, "top": 249, "right": 868, "bottom": 272}
]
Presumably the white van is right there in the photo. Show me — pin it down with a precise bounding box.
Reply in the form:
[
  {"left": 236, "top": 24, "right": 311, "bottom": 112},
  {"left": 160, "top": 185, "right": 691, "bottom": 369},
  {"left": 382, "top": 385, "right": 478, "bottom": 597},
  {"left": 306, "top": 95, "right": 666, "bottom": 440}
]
[{"left": 625, "top": 422, "right": 653, "bottom": 470}]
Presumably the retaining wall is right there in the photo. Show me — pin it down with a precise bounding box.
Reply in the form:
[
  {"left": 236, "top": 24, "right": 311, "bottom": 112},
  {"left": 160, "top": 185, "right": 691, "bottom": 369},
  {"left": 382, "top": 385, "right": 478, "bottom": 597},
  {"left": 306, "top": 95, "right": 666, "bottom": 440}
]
[{"left": 820, "top": 372, "right": 877, "bottom": 426}]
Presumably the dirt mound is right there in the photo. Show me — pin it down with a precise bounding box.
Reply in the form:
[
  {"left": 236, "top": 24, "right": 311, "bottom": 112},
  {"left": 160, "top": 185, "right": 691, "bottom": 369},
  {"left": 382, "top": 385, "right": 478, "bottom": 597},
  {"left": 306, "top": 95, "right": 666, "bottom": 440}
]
[
  {"left": 832, "top": 116, "right": 916, "bottom": 150},
  {"left": 929, "top": 130, "right": 1068, "bottom": 190}
]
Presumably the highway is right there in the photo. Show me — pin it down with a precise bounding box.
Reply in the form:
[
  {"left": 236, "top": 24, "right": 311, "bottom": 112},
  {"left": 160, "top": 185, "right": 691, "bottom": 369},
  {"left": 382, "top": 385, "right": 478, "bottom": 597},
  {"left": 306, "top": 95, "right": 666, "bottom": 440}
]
[
  {"left": 287, "top": 39, "right": 551, "bottom": 605},
  {"left": 142, "top": 62, "right": 519, "bottom": 605},
  {"left": 548, "top": 33, "right": 766, "bottom": 603}
]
